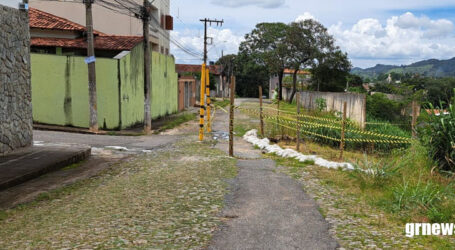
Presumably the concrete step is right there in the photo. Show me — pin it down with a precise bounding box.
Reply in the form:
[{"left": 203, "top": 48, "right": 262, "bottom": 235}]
[{"left": 0, "top": 145, "right": 91, "bottom": 191}]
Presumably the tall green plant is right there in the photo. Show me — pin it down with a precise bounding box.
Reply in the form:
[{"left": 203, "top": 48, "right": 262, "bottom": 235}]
[{"left": 421, "top": 89, "right": 455, "bottom": 171}]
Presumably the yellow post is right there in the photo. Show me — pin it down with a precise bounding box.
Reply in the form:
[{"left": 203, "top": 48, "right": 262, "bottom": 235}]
[
  {"left": 199, "top": 64, "right": 206, "bottom": 141},
  {"left": 206, "top": 66, "right": 212, "bottom": 132}
]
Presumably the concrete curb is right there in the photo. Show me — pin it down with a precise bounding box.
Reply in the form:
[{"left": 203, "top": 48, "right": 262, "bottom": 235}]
[{"left": 0, "top": 147, "right": 91, "bottom": 191}]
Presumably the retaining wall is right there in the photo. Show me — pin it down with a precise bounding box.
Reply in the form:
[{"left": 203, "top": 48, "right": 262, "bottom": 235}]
[
  {"left": 283, "top": 88, "right": 367, "bottom": 127},
  {"left": 0, "top": 5, "right": 33, "bottom": 154}
]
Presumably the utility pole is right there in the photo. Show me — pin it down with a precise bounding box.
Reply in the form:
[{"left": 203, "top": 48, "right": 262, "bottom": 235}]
[
  {"left": 143, "top": 0, "right": 152, "bottom": 133},
  {"left": 200, "top": 18, "right": 223, "bottom": 64},
  {"left": 84, "top": 0, "right": 98, "bottom": 133},
  {"left": 199, "top": 18, "right": 224, "bottom": 140}
]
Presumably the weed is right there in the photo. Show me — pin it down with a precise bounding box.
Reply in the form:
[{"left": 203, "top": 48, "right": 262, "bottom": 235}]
[
  {"left": 0, "top": 210, "right": 7, "bottom": 221},
  {"left": 349, "top": 156, "right": 400, "bottom": 190}
]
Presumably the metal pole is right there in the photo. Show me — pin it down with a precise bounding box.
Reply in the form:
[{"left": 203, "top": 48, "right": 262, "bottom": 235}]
[
  {"left": 143, "top": 0, "right": 152, "bottom": 133},
  {"left": 229, "top": 76, "right": 235, "bottom": 157},
  {"left": 259, "top": 86, "right": 264, "bottom": 137},
  {"left": 85, "top": 0, "right": 98, "bottom": 133},
  {"left": 199, "top": 64, "right": 206, "bottom": 141},
  {"left": 296, "top": 92, "right": 301, "bottom": 151},
  {"left": 340, "top": 102, "right": 347, "bottom": 160}
]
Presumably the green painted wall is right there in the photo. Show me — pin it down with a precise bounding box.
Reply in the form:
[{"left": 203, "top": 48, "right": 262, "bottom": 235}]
[
  {"left": 31, "top": 54, "right": 120, "bottom": 129},
  {"left": 31, "top": 46, "right": 178, "bottom": 130},
  {"left": 151, "top": 51, "right": 178, "bottom": 119},
  {"left": 118, "top": 44, "right": 178, "bottom": 128}
]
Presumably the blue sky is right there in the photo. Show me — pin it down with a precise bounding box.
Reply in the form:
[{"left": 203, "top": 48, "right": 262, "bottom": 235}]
[{"left": 169, "top": 0, "right": 455, "bottom": 68}]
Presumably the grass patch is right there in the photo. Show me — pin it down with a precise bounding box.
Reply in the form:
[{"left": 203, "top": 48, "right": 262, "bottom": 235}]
[
  {"left": 212, "top": 99, "right": 230, "bottom": 108},
  {"left": 154, "top": 112, "right": 196, "bottom": 133},
  {"left": 0, "top": 210, "right": 8, "bottom": 221},
  {"left": 62, "top": 161, "right": 84, "bottom": 171}
]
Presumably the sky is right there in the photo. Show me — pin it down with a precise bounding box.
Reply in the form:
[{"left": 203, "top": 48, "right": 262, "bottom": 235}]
[{"left": 169, "top": 0, "right": 455, "bottom": 68}]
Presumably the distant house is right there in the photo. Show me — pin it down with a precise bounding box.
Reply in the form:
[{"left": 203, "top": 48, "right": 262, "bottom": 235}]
[
  {"left": 29, "top": 0, "right": 173, "bottom": 55},
  {"left": 29, "top": 8, "right": 179, "bottom": 130},
  {"left": 176, "top": 64, "right": 226, "bottom": 98},
  {"left": 30, "top": 8, "right": 143, "bottom": 58},
  {"left": 269, "top": 69, "right": 311, "bottom": 99},
  {"left": 426, "top": 109, "right": 450, "bottom": 116},
  {"left": 178, "top": 76, "right": 196, "bottom": 111}
]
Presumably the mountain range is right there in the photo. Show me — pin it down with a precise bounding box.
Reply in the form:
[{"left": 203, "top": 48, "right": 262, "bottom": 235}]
[{"left": 351, "top": 57, "right": 455, "bottom": 79}]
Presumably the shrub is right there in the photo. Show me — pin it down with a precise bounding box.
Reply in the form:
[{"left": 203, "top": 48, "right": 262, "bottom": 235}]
[
  {"left": 315, "top": 98, "right": 327, "bottom": 112},
  {"left": 420, "top": 97, "right": 455, "bottom": 171},
  {"left": 367, "top": 93, "right": 405, "bottom": 122}
]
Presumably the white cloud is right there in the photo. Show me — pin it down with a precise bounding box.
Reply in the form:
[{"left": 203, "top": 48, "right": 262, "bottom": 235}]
[
  {"left": 327, "top": 12, "right": 455, "bottom": 67},
  {"left": 171, "top": 27, "right": 244, "bottom": 64},
  {"left": 210, "top": 0, "right": 285, "bottom": 8},
  {"left": 295, "top": 12, "right": 316, "bottom": 22}
]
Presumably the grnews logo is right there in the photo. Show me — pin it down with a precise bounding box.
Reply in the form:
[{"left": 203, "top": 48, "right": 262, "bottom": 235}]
[{"left": 406, "top": 223, "right": 454, "bottom": 238}]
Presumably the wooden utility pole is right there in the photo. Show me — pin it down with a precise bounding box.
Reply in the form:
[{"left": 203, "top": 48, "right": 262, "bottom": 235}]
[
  {"left": 259, "top": 86, "right": 264, "bottom": 137},
  {"left": 200, "top": 18, "right": 224, "bottom": 65},
  {"left": 84, "top": 0, "right": 98, "bottom": 132},
  {"left": 229, "top": 76, "right": 235, "bottom": 157},
  {"left": 143, "top": 0, "right": 152, "bottom": 133},
  {"left": 296, "top": 92, "right": 301, "bottom": 151},
  {"left": 339, "top": 102, "right": 347, "bottom": 160}
]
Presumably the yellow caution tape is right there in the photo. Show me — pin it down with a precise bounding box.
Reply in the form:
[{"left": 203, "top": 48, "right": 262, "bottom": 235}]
[{"left": 239, "top": 107, "right": 412, "bottom": 142}]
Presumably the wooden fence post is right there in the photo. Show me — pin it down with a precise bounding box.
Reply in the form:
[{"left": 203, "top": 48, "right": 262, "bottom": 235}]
[
  {"left": 411, "top": 100, "right": 419, "bottom": 138},
  {"left": 277, "top": 100, "right": 282, "bottom": 139},
  {"left": 259, "top": 86, "right": 264, "bottom": 138},
  {"left": 229, "top": 76, "right": 236, "bottom": 157},
  {"left": 296, "top": 92, "right": 301, "bottom": 151},
  {"left": 339, "top": 102, "right": 347, "bottom": 160}
]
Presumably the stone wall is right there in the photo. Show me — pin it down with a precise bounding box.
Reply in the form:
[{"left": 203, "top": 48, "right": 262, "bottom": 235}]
[{"left": 0, "top": 5, "right": 33, "bottom": 155}]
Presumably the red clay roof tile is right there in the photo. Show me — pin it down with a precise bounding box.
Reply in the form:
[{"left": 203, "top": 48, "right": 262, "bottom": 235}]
[
  {"left": 29, "top": 8, "right": 104, "bottom": 35},
  {"left": 31, "top": 36, "right": 143, "bottom": 51}
]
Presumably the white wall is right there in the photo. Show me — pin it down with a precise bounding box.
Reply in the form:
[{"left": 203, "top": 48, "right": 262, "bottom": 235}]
[{"left": 0, "top": 0, "right": 22, "bottom": 9}]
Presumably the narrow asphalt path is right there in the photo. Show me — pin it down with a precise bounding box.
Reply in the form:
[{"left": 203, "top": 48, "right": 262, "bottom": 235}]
[{"left": 209, "top": 99, "right": 338, "bottom": 249}]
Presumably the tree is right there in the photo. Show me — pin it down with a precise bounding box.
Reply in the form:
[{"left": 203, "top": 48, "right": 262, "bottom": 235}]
[
  {"left": 310, "top": 50, "right": 351, "bottom": 92},
  {"left": 235, "top": 51, "right": 269, "bottom": 97},
  {"left": 286, "top": 20, "right": 339, "bottom": 102},
  {"left": 216, "top": 54, "right": 236, "bottom": 82},
  {"left": 239, "top": 23, "right": 288, "bottom": 100}
]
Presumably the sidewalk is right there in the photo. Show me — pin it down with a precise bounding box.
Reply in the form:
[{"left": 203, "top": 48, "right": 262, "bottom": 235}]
[
  {"left": 208, "top": 99, "right": 338, "bottom": 249},
  {"left": 0, "top": 144, "right": 91, "bottom": 191}
]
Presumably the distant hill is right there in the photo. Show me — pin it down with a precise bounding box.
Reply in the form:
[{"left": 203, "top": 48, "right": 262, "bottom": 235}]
[{"left": 352, "top": 57, "right": 455, "bottom": 79}]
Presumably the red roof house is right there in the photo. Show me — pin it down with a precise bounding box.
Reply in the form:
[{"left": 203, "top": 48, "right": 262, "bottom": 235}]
[
  {"left": 29, "top": 8, "right": 143, "bottom": 57},
  {"left": 176, "top": 64, "right": 222, "bottom": 76}
]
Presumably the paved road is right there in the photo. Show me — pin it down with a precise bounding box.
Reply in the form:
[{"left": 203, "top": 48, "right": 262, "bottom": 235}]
[
  {"left": 209, "top": 99, "right": 338, "bottom": 250},
  {"left": 33, "top": 130, "right": 179, "bottom": 151}
]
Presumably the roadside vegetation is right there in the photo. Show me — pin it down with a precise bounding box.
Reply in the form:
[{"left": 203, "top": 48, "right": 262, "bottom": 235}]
[
  {"left": 237, "top": 97, "right": 455, "bottom": 248},
  {"left": 154, "top": 112, "right": 196, "bottom": 134}
]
